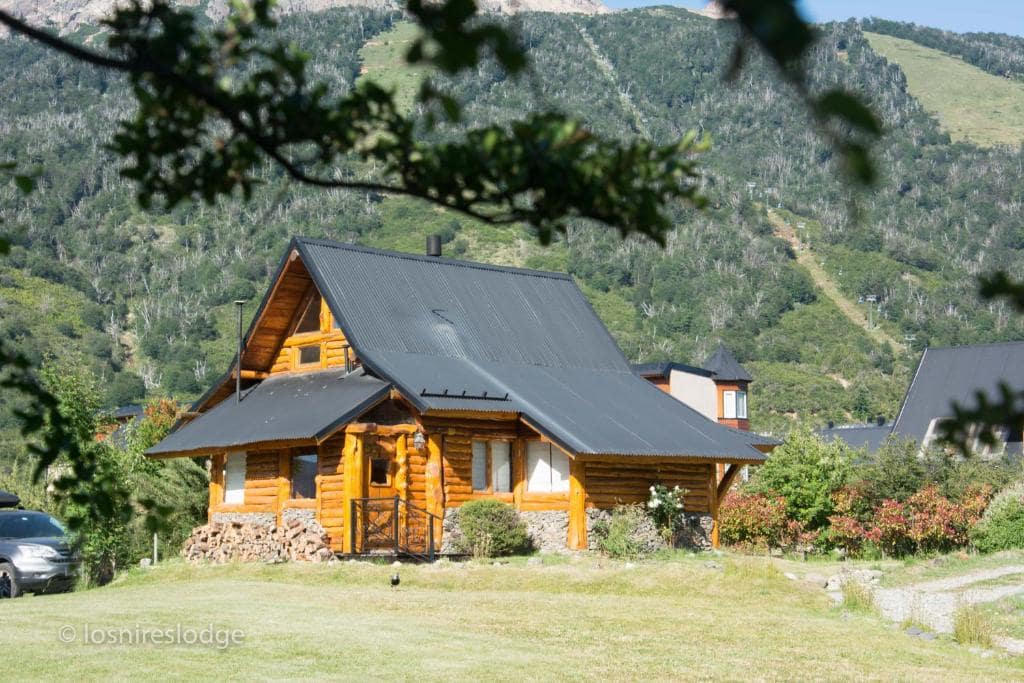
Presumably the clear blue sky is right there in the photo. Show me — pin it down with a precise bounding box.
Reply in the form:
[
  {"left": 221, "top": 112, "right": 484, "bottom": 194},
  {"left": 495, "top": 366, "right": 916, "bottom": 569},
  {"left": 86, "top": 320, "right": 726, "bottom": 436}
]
[{"left": 603, "top": 1, "right": 1024, "bottom": 37}]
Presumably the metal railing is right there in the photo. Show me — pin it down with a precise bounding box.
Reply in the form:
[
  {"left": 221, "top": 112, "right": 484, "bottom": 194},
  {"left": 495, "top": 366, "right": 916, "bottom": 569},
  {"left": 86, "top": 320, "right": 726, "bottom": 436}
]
[{"left": 349, "top": 496, "right": 439, "bottom": 562}]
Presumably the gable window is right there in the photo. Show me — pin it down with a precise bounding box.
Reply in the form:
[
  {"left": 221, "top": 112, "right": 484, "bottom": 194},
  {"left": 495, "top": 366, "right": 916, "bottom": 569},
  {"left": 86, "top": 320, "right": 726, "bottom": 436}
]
[
  {"left": 471, "top": 440, "right": 512, "bottom": 493},
  {"left": 224, "top": 452, "right": 246, "bottom": 504},
  {"left": 723, "top": 390, "right": 748, "bottom": 420},
  {"left": 290, "top": 453, "right": 317, "bottom": 499},
  {"left": 294, "top": 292, "right": 322, "bottom": 335},
  {"left": 526, "top": 441, "right": 570, "bottom": 493}
]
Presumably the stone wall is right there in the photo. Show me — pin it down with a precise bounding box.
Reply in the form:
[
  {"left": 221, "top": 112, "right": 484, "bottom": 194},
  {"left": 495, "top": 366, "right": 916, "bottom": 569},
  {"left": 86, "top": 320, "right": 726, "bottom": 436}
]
[
  {"left": 281, "top": 508, "right": 316, "bottom": 525},
  {"left": 585, "top": 509, "right": 713, "bottom": 552},
  {"left": 440, "top": 508, "right": 462, "bottom": 555},
  {"left": 211, "top": 511, "right": 276, "bottom": 527},
  {"left": 519, "top": 510, "right": 569, "bottom": 553}
]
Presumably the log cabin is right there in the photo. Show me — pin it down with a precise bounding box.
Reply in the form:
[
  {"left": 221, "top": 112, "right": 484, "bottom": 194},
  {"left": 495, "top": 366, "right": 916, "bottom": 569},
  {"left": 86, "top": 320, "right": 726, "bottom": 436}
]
[{"left": 146, "top": 237, "right": 776, "bottom": 556}]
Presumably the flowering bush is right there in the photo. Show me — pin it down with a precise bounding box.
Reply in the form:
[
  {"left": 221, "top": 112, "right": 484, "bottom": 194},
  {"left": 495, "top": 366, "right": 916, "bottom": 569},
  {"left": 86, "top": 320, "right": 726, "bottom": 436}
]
[
  {"left": 646, "top": 484, "right": 687, "bottom": 541},
  {"left": 718, "top": 491, "right": 791, "bottom": 549}
]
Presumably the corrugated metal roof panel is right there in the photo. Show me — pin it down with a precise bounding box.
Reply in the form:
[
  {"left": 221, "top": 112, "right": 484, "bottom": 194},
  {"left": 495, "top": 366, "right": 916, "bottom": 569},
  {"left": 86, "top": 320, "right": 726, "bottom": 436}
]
[{"left": 145, "top": 368, "right": 390, "bottom": 456}]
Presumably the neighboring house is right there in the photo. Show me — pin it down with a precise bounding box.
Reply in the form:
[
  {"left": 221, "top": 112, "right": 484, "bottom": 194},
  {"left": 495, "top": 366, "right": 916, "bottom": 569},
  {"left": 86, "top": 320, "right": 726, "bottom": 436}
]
[
  {"left": 818, "top": 419, "right": 893, "bottom": 453},
  {"left": 820, "top": 341, "right": 1024, "bottom": 458},
  {"left": 146, "top": 237, "right": 774, "bottom": 556},
  {"left": 95, "top": 404, "right": 144, "bottom": 445}
]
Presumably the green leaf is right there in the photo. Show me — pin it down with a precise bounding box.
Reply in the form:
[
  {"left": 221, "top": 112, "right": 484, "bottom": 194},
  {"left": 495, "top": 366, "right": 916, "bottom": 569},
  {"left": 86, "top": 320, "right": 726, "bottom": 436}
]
[
  {"left": 14, "top": 174, "right": 36, "bottom": 194},
  {"left": 815, "top": 90, "right": 882, "bottom": 136}
]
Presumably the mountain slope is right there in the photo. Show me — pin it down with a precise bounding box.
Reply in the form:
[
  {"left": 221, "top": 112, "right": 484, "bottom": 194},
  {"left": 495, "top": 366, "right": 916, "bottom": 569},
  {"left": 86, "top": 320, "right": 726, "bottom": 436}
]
[{"left": 1, "top": 8, "right": 1023, "bottom": 443}]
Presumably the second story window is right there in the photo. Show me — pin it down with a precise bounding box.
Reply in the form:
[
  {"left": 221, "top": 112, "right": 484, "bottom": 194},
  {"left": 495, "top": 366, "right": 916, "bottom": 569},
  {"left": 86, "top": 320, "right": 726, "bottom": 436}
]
[
  {"left": 294, "top": 293, "right": 322, "bottom": 335},
  {"left": 723, "top": 390, "right": 748, "bottom": 420}
]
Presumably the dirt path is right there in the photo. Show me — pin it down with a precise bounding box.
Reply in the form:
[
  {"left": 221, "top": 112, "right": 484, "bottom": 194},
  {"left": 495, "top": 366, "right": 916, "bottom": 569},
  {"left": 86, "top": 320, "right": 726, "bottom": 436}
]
[
  {"left": 767, "top": 209, "right": 904, "bottom": 353},
  {"left": 872, "top": 565, "right": 1024, "bottom": 654}
]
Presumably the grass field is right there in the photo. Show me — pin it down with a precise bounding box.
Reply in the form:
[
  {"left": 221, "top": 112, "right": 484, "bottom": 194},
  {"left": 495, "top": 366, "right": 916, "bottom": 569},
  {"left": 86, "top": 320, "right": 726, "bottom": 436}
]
[
  {"left": 357, "top": 22, "right": 428, "bottom": 114},
  {"left": 3, "top": 554, "right": 1022, "bottom": 681},
  {"left": 864, "top": 32, "right": 1024, "bottom": 147}
]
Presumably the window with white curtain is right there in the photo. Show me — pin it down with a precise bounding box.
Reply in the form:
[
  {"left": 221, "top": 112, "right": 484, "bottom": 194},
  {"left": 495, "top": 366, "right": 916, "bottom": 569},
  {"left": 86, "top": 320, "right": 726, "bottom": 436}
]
[
  {"left": 471, "top": 440, "right": 513, "bottom": 493},
  {"left": 723, "top": 390, "right": 736, "bottom": 419},
  {"left": 526, "top": 441, "right": 569, "bottom": 493},
  {"left": 224, "top": 452, "right": 246, "bottom": 504}
]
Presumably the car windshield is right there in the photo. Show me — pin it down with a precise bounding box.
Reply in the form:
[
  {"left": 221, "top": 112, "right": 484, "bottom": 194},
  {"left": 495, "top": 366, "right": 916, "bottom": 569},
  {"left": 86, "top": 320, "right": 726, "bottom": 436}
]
[{"left": 0, "top": 512, "right": 67, "bottom": 539}]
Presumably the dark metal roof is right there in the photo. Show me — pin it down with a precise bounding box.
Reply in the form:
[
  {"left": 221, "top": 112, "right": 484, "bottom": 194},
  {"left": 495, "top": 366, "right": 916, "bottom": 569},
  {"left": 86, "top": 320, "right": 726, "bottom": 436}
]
[
  {"left": 632, "top": 361, "right": 713, "bottom": 379},
  {"left": 818, "top": 424, "right": 894, "bottom": 453},
  {"left": 892, "top": 342, "right": 1024, "bottom": 443},
  {"left": 702, "top": 344, "right": 753, "bottom": 382},
  {"left": 295, "top": 238, "right": 766, "bottom": 461},
  {"left": 146, "top": 368, "right": 390, "bottom": 457}
]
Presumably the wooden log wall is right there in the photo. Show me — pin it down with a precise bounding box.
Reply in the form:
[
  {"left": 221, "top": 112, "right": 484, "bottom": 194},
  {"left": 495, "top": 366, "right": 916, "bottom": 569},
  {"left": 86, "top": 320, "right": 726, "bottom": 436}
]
[
  {"left": 583, "top": 459, "right": 714, "bottom": 513},
  {"left": 269, "top": 294, "right": 357, "bottom": 374},
  {"left": 244, "top": 451, "right": 281, "bottom": 510}
]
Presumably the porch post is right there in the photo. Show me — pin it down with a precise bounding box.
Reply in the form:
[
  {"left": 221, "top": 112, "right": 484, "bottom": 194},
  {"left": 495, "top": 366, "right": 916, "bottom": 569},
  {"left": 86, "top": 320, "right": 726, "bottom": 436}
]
[
  {"left": 567, "top": 457, "right": 587, "bottom": 550},
  {"left": 341, "top": 432, "right": 362, "bottom": 554},
  {"left": 709, "top": 463, "right": 721, "bottom": 549},
  {"left": 425, "top": 433, "right": 445, "bottom": 548}
]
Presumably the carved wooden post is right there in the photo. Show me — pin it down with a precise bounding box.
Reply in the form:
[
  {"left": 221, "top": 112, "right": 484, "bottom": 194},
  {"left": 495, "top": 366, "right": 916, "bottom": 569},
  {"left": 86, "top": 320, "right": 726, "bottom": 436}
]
[
  {"left": 395, "top": 434, "right": 409, "bottom": 539},
  {"left": 568, "top": 457, "right": 587, "bottom": 550},
  {"left": 277, "top": 451, "right": 290, "bottom": 528},
  {"left": 341, "top": 432, "right": 360, "bottom": 554},
  {"left": 425, "top": 433, "right": 445, "bottom": 548},
  {"left": 709, "top": 463, "right": 720, "bottom": 549},
  {"left": 208, "top": 453, "right": 225, "bottom": 523}
]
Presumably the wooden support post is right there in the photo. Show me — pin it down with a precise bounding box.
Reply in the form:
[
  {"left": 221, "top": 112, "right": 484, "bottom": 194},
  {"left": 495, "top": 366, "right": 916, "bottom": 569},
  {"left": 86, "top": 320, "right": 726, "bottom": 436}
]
[
  {"left": 567, "top": 457, "right": 587, "bottom": 550},
  {"left": 511, "top": 439, "right": 525, "bottom": 511},
  {"left": 717, "top": 463, "right": 741, "bottom": 502},
  {"left": 277, "top": 451, "right": 290, "bottom": 527},
  {"left": 425, "top": 433, "right": 445, "bottom": 547},
  {"left": 341, "top": 433, "right": 361, "bottom": 554},
  {"left": 709, "top": 463, "right": 721, "bottom": 549},
  {"left": 208, "top": 453, "right": 225, "bottom": 522},
  {"left": 395, "top": 434, "right": 409, "bottom": 533}
]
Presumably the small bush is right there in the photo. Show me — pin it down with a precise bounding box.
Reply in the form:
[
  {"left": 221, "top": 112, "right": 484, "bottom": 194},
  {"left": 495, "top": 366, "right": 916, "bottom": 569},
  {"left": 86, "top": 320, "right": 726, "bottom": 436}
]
[
  {"left": 952, "top": 604, "right": 993, "bottom": 648},
  {"left": 456, "top": 500, "right": 531, "bottom": 558},
  {"left": 718, "top": 491, "right": 791, "bottom": 549},
  {"left": 592, "top": 505, "right": 663, "bottom": 559},
  {"left": 841, "top": 581, "right": 875, "bottom": 614},
  {"left": 971, "top": 482, "right": 1024, "bottom": 553}
]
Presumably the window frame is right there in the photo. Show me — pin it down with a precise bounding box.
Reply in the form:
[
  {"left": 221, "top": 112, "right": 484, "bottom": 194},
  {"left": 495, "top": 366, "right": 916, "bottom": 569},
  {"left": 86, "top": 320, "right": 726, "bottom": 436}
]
[
  {"left": 223, "top": 451, "right": 247, "bottom": 504},
  {"left": 369, "top": 457, "right": 392, "bottom": 487},
  {"left": 722, "top": 390, "right": 737, "bottom": 419},
  {"left": 289, "top": 452, "right": 318, "bottom": 500},
  {"left": 471, "top": 439, "right": 513, "bottom": 494},
  {"left": 735, "top": 390, "right": 748, "bottom": 419},
  {"left": 526, "top": 440, "right": 570, "bottom": 494}
]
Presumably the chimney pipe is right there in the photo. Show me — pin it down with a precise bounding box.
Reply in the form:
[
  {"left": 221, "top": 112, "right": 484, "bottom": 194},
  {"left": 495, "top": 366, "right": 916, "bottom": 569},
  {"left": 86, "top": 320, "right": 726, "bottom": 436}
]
[
  {"left": 877, "top": 415, "right": 886, "bottom": 427},
  {"left": 426, "top": 234, "right": 442, "bottom": 257},
  {"left": 234, "top": 300, "right": 246, "bottom": 404}
]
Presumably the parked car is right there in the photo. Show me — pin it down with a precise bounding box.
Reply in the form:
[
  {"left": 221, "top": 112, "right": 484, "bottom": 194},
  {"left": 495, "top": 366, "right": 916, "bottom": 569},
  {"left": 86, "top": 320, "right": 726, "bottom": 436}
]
[{"left": 0, "top": 495, "right": 81, "bottom": 598}]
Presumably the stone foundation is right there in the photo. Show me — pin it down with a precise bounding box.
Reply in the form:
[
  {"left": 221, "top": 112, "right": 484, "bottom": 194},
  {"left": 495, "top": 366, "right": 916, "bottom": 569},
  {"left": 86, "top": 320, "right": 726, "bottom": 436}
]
[
  {"left": 210, "top": 511, "right": 276, "bottom": 527},
  {"left": 440, "top": 508, "right": 462, "bottom": 555},
  {"left": 281, "top": 508, "right": 316, "bottom": 525},
  {"left": 519, "top": 511, "right": 569, "bottom": 553},
  {"left": 585, "top": 509, "right": 713, "bottom": 552}
]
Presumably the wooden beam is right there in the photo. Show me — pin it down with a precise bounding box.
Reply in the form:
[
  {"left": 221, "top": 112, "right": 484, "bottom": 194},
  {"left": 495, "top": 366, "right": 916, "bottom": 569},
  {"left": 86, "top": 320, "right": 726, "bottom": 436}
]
[
  {"left": 568, "top": 458, "right": 587, "bottom": 550},
  {"left": 341, "top": 432, "right": 359, "bottom": 554},
  {"left": 709, "top": 464, "right": 720, "bottom": 549},
  {"left": 208, "top": 453, "right": 225, "bottom": 523},
  {"left": 717, "top": 463, "right": 742, "bottom": 502},
  {"left": 277, "top": 451, "right": 290, "bottom": 527}
]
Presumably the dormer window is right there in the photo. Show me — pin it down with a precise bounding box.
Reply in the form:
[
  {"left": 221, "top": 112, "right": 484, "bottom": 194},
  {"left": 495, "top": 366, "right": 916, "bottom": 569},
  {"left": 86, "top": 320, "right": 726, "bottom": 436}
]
[{"left": 723, "top": 390, "right": 748, "bottom": 420}]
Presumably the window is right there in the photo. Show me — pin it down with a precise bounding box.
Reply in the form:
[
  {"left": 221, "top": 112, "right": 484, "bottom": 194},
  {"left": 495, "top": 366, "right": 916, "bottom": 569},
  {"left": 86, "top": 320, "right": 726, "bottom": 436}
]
[
  {"left": 369, "top": 458, "right": 391, "bottom": 486},
  {"left": 471, "top": 440, "right": 512, "bottom": 493},
  {"left": 224, "top": 452, "right": 246, "bottom": 504},
  {"left": 291, "top": 453, "right": 317, "bottom": 499},
  {"left": 294, "top": 293, "right": 322, "bottom": 335},
  {"left": 526, "top": 441, "right": 569, "bottom": 493},
  {"left": 723, "top": 390, "right": 747, "bottom": 419},
  {"left": 297, "top": 344, "right": 321, "bottom": 366}
]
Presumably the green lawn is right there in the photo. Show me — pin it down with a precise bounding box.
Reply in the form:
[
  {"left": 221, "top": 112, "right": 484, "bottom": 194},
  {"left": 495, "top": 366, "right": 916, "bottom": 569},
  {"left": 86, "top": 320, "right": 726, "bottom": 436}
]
[
  {"left": 3, "top": 555, "right": 1022, "bottom": 681},
  {"left": 357, "top": 21, "right": 429, "bottom": 115},
  {"left": 865, "top": 32, "right": 1024, "bottom": 147}
]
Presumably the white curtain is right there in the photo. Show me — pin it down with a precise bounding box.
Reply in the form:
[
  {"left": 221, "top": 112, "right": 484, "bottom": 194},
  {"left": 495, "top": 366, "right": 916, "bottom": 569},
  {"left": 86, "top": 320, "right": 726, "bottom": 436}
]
[
  {"left": 491, "top": 441, "right": 511, "bottom": 492},
  {"left": 224, "top": 452, "right": 246, "bottom": 504}
]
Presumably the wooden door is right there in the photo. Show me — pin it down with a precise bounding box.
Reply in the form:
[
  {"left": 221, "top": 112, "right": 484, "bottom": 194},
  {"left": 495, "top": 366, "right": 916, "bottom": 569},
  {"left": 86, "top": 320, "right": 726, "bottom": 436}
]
[{"left": 361, "top": 438, "right": 398, "bottom": 551}]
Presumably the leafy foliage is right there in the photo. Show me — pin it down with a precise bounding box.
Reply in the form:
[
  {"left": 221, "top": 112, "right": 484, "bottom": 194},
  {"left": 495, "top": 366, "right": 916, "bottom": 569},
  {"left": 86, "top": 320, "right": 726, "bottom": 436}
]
[
  {"left": 591, "top": 504, "right": 663, "bottom": 559},
  {"left": 455, "top": 499, "right": 531, "bottom": 557},
  {"left": 970, "top": 482, "right": 1024, "bottom": 553}
]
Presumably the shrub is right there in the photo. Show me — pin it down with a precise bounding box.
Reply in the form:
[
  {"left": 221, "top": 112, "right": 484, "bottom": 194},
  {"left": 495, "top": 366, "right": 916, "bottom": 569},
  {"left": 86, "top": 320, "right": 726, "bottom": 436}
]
[
  {"left": 866, "top": 500, "right": 913, "bottom": 557},
  {"left": 749, "top": 428, "right": 851, "bottom": 529},
  {"left": 971, "top": 482, "right": 1024, "bottom": 553},
  {"left": 952, "top": 604, "right": 993, "bottom": 648},
  {"left": 718, "top": 491, "right": 791, "bottom": 549},
  {"left": 906, "top": 485, "right": 982, "bottom": 553},
  {"left": 456, "top": 500, "right": 531, "bottom": 558},
  {"left": 592, "top": 505, "right": 663, "bottom": 559},
  {"left": 841, "top": 581, "right": 875, "bottom": 614},
  {"left": 646, "top": 484, "right": 687, "bottom": 543}
]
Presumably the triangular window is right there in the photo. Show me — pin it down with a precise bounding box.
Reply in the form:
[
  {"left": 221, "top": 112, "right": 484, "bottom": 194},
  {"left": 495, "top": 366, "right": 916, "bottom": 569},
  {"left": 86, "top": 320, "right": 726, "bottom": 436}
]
[{"left": 294, "top": 292, "right": 322, "bottom": 335}]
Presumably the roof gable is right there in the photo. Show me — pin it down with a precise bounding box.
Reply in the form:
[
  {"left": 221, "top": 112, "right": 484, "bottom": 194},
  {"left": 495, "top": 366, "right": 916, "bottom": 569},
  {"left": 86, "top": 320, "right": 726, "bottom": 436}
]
[
  {"left": 702, "top": 344, "right": 753, "bottom": 382},
  {"left": 892, "top": 341, "right": 1024, "bottom": 442}
]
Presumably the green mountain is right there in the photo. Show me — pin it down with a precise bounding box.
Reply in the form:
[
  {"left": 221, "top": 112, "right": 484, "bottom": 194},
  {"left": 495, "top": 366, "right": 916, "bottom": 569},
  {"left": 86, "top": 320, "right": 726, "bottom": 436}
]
[{"left": 2, "top": 8, "right": 1023, "bottom": 448}]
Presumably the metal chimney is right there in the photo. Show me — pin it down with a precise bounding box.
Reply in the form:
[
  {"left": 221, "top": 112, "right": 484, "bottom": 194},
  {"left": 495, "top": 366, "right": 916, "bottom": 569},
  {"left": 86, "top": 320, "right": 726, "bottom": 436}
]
[{"left": 426, "top": 234, "right": 442, "bottom": 257}]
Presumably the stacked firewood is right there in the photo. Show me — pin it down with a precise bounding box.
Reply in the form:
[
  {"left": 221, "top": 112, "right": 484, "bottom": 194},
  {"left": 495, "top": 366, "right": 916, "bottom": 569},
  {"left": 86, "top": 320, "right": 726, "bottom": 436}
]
[{"left": 182, "top": 518, "right": 335, "bottom": 563}]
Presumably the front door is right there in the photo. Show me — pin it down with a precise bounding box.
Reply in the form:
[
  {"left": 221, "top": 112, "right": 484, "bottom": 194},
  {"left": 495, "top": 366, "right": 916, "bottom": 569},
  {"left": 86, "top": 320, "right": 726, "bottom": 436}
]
[{"left": 361, "top": 437, "right": 397, "bottom": 551}]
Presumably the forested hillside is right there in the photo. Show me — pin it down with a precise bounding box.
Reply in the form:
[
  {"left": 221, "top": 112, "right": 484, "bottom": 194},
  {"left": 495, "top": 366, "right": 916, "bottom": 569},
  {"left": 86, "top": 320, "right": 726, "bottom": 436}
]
[{"left": 2, "top": 7, "right": 1024, "bottom": 449}]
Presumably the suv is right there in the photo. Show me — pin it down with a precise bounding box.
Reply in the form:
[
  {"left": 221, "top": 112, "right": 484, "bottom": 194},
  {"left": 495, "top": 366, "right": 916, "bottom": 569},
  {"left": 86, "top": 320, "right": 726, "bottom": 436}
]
[{"left": 0, "top": 506, "right": 81, "bottom": 598}]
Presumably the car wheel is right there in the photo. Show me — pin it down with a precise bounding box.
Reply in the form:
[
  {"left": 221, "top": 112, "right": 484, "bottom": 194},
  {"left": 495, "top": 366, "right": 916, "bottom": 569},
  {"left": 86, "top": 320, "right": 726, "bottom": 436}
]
[{"left": 0, "top": 562, "right": 20, "bottom": 599}]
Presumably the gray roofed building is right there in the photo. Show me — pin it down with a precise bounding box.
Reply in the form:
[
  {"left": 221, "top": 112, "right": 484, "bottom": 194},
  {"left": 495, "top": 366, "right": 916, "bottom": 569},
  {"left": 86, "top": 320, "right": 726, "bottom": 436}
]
[
  {"left": 702, "top": 344, "right": 753, "bottom": 382},
  {"left": 818, "top": 423, "right": 895, "bottom": 453}
]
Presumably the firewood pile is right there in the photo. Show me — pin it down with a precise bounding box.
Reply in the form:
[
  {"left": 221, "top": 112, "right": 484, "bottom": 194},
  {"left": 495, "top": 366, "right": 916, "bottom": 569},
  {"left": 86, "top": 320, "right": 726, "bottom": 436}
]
[{"left": 183, "top": 518, "right": 335, "bottom": 563}]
